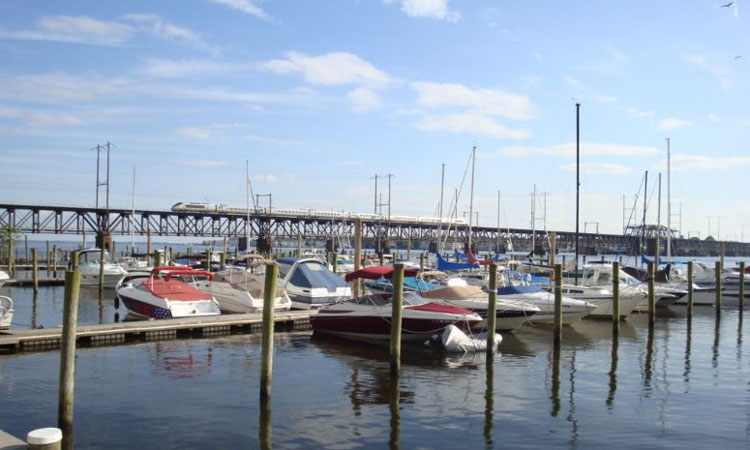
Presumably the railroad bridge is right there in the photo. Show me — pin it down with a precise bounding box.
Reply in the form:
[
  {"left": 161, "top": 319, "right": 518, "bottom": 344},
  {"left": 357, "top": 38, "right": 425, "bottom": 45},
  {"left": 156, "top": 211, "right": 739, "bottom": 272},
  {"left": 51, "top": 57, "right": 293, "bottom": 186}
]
[{"left": 0, "top": 203, "right": 747, "bottom": 257}]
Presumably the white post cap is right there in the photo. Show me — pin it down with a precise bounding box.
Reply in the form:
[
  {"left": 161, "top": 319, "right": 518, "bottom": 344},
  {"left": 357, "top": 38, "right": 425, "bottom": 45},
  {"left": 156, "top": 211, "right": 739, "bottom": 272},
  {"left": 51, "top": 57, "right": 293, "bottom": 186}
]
[{"left": 27, "top": 428, "right": 62, "bottom": 445}]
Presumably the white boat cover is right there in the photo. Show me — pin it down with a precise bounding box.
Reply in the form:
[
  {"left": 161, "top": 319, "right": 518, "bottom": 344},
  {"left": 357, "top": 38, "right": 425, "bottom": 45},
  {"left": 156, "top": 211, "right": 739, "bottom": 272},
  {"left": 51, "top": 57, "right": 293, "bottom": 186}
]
[
  {"left": 438, "top": 325, "right": 503, "bottom": 353},
  {"left": 420, "top": 285, "right": 486, "bottom": 300}
]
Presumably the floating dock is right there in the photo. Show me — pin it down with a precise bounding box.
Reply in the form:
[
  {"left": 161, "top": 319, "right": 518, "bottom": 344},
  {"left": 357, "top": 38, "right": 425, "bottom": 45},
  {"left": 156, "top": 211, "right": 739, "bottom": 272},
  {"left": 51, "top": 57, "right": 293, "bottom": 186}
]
[
  {"left": 0, "top": 429, "right": 25, "bottom": 450},
  {"left": 0, "top": 310, "right": 314, "bottom": 354}
]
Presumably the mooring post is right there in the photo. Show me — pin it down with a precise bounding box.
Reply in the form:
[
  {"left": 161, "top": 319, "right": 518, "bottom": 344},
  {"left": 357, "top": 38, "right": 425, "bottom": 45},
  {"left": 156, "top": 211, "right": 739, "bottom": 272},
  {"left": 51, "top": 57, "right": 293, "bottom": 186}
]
[
  {"left": 612, "top": 261, "right": 620, "bottom": 333},
  {"left": 71, "top": 251, "right": 78, "bottom": 271},
  {"left": 554, "top": 263, "right": 562, "bottom": 343},
  {"left": 647, "top": 261, "right": 655, "bottom": 325},
  {"left": 153, "top": 250, "right": 161, "bottom": 268},
  {"left": 146, "top": 229, "right": 152, "bottom": 265},
  {"left": 98, "top": 246, "right": 105, "bottom": 292},
  {"left": 32, "top": 248, "right": 39, "bottom": 293},
  {"left": 260, "top": 262, "right": 279, "bottom": 401},
  {"left": 46, "top": 240, "right": 50, "bottom": 275},
  {"left": 687, "top": 261, "right": 694, "bottom": 320},
  {"left": 379, "top": 252, "right": 385, "bottom": 267},
  {"left": 419, "top": 253, "right": 425, "bottom": 273},
  {"left": 739, "top": 262, "right": 745, "bottom": 310},
  {"left": 354, "top": 219, "right": 363, "bottom": 297},
  {"left": 297, "top": 233, "right": 302, "bottom": 258},
  {"left": 52, "top": 244, "right": 58, "bottom": 278},
  {"left": 205, "top": 250, "right": 212, "bottom": 272},
  {"left": 487, "top": 263, "right": 498, "bottom": 356},
  {"left": 325, "top": 251, "right": 330, "bottom": 267},
  {"left": 332, "top": 253, "right": 338, "bottom": 274},
  {"left": 219, "top": 252, "right": 226, "bottom": 271},
  {"left": 58, "top": 268, "right": 81, "bottom": 443},
  {"left": 7, "top": 232, "right": 13, "bottom": 279},
  {"left": 406, "top": 237, "right": 411, "bottom": 261},
  {"left": 715, "top": 260, "right": 722, "bottom": 313},
  {"left": 390, "top": 263, "right": 405, "bottom": 375},
  {"left": 24, "top": 235, "right": 29, "bottom": 263}
]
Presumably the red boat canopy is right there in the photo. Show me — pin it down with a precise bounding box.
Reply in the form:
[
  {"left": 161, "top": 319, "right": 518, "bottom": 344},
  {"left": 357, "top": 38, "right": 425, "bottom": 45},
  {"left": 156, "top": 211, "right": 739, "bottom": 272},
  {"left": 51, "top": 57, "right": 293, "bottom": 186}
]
[
  {"left": 345, "top": 266, "right": 419, "bottom": 282},
  {"left": 164, "top": 270, "right": 213, "bottom": 281}
]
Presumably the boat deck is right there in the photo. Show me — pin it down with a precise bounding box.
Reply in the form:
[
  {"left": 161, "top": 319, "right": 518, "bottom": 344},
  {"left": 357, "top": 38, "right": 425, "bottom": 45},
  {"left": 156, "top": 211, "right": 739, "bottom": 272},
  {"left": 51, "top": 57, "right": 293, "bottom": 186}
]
[{"left": 0, "top": 310, "right": 314, "bottom": 354}]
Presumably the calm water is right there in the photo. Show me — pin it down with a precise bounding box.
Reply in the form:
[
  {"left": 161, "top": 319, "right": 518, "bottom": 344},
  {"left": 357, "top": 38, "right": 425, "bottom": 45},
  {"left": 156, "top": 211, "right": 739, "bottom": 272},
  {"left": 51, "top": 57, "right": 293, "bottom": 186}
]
[{"left": 1, "top": 284, "right": 749, "bottom": 448}]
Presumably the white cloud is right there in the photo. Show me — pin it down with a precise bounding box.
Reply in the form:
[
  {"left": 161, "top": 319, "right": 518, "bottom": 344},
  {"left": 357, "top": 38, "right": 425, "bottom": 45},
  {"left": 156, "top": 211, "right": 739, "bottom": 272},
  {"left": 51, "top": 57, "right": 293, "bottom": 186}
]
[
  {"left": 708, "top": 113, "right": 723, "bottom": 123},
  {"left": 139, "top": 58, "right": 252, "bottom": 78},
  {"left": 260, "top": 52, "right": 391, "bottom": 86},
  {"left": 685, "top": 53, "right": 731, "bottom": 89},
  {"left": 0, "top": 15, "right": 134, "bottom": 45},
  {"left": 122, "top": 14, "right": 215, "bottom": 53},
  {"left": 411, "top": 81, "right": 532, "bottom": 120},
  {"left": 558, "top": 162, "right": 630, "bottom": 174},
  {"left": 177, "top": 127, "right": 213, "bottom": 139},
  {"left": 347, "top": 87, "right": 382, "bottom": 113},
  {"left": 339, "top": 161, "right": 363, "bottom": 167},
  {"left": 182, "top": 160, "right": 229, "bottom": 168},
  {"left": 562, "top": 74, "right": 585, "bottom": 91},
  {"left": 207, "top": 0, "right": 274, "bottom": 21},
  {"left": 626, "top": 107, "right": 654, "bottom": 118},
  {"left": 415, "top": 111, "right": 530, "bottom": 139},
  {"left": 384, "top": 0, "right": 460, "bottom": 21},
  {"left": 495, "top": 142, "right": 659, "bottom": 158},
  {"left": 670, "top": 155, "right": 750, "bottom": 171},
  {"left": 659, "top": 118, "right": 693, "bottom": 131},
  {"left": 246, "top": 135, "right": 303, "bottom": 145}
]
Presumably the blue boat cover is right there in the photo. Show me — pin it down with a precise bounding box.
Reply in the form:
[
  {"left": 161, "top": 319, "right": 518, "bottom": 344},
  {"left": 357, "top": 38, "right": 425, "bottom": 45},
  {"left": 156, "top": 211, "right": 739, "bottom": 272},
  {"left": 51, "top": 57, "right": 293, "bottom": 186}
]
[
  {"left": 289, "top": 260, "right": 348, "bottom": 289},
  {"left": 505, "top": 270, "right": 551, "bottom": 285},
  {"left": 497, "top": 285, "right": 545, "bottom": 295},
  {"left": 277, "top": 257, "right": 298, "bottom": 265},
  {"left": 641, "top": 254, "right": 685, "bottom": 265},
  {"left": 437, "top": 252, "right": 479, "bottom": 271}
]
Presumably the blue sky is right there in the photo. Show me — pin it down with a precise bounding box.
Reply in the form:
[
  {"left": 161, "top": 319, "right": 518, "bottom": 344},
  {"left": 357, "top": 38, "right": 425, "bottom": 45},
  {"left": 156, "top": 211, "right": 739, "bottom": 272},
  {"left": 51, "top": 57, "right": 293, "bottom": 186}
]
[{"left": 0, "top": 0, "right": 748, "bottom": 240}]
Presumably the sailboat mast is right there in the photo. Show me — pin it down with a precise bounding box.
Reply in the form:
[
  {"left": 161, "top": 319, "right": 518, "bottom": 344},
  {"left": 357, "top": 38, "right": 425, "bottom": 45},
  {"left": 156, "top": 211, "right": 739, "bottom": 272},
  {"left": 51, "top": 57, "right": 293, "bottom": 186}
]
[
  {"left": 497, "top": 190, "right": 501, "bottom": 255},
  {"left": 666, "top": 138, "right": 671, "bottom": 261},
  {"left": 657, "top": 173, "right": 662, "bottom": 268},
  {"left": 245, "top": 160, "right": 250, "bottom": 245},
  {"left": 642, "top": 170, "right": 648, "bottom": 265},
  {"left": 468, "top": 146, "right": 476, "bottom": 251},
  {"left": 531, "top": 184, "right": 537, "bottom": 253},
  {"left": 575, "top": 103, "right": 581, "bottom": 286},
  {"left": 438, "top": 163, "right": 445, "bottom": 254},
  {"left": 130, "top": 165, "right": 135, "bottom": 249}
]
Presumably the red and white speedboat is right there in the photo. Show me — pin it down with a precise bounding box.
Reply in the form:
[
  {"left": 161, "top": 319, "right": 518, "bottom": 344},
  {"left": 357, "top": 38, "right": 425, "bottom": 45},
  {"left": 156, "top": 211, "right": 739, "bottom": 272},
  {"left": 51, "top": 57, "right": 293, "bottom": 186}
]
[
  {"left": 116, "top": 266, "right": 221, "bottom": 319},
  {"left": 311, "top": 266, "right": 483, "bottom": 342}
]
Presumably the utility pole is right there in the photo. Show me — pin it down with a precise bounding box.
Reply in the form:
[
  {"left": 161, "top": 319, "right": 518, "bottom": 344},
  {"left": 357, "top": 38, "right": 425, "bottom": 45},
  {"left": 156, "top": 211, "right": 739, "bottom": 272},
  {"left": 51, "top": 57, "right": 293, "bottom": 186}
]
[
  {"left": 371, "top": 175, "right": 380, "bottom": 214},
  {"left": 529, "top": 185, "right": 537, "bottom": 252},
  {"left": 106, "top": 141, "right": 111, "bottom": 210},
  {"left": 708, "top": 215, "right": 712, "bottom": 238},
  {"left": 384, "top": 173, "right": 395, "bottom": 221}
]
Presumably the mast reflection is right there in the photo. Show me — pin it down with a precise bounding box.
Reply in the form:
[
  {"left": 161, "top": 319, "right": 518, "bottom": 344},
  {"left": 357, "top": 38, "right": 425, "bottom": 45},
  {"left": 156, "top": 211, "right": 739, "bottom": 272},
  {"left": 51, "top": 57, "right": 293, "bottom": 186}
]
[{"left": 606, "top": 335, "right": 619, "bottom": 408}]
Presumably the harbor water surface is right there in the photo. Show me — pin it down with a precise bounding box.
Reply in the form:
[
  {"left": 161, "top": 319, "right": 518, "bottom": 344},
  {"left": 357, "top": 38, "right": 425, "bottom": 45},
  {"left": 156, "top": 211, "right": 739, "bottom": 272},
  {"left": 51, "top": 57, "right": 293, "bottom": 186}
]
[{"left": 1, "top": 283, "right": 750, "bottom": 449}]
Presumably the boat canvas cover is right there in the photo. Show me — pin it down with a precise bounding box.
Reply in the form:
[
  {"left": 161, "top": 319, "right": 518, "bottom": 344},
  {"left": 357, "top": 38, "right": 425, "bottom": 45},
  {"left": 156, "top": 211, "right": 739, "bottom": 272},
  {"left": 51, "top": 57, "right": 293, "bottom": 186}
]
[
  {"left": 497, "top": 285, "right": 545, "bottom": 295},
  {"left": 143, "top": 279, "right": 211, "bottom": 301},
  {"left": 344, "top": 266, "right": 420, "bottom": 282},
  {"left": 216, "top": 270, "right": 287, "bottom": 298},
  {"left": 440, "top": 324, "right": 502, "bottom": 353},
  {"left": 420, "top": 285, "right": 486, "bottom": 300},
  {"left": 436, "top": 253, "right": 479, "bottom": 271},
  {"left": 291, "top": 261, "right": 349, "bottom": 289}
]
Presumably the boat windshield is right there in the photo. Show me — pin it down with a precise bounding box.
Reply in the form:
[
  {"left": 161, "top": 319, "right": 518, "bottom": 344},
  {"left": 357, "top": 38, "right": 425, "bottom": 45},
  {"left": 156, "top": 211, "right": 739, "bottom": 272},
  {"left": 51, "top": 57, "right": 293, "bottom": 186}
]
[{"left": 350, "top": 292, "right": 428, "bottom": 307}]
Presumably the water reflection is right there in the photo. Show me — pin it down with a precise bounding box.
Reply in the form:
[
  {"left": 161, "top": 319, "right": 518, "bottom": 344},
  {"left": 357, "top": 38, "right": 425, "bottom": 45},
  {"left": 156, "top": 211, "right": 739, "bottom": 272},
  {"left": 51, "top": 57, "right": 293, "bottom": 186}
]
[
  {"left": 737, "top": 312, "right": 743, "bottom": 365},
  {"left": 684, "top": 320, "right": 692, "bottom": 389},
  {"left": 712, "top": 316, "right": 720, "bottom": 370},
  {"left": 148, "top": 342, "right": 213, "bottom": 379},
  {"left": 550, "top": 343, "right": 560, "bottom": 417},
  {"left": 567, "top": 349, "right": 579, "bottom": 446},
  {"left": 607, "top": 335, "right": 619, "bottom": 408},
  {"left": 643, "top": 323, "right": 655, "bottom": 395},
  {"left": 31, "top": 292, "right": 38, "bottom": 329},
  {"left": 484, "top": 362, "right": 494, "bottom": 449},
  {"left": 388, "top": 375, "right": 400, "bottom": 450}
]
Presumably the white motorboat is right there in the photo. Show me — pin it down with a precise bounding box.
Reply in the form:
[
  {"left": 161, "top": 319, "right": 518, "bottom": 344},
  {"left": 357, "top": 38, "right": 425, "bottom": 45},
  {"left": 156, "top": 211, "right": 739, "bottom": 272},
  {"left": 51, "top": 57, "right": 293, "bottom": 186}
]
[
  {"left": 116, "top": 266, "right": 220, "bottom": 319},
  {"left": 311, "top": 292, "right": 483, "bottom": 342},
  {"left": 277, "top": 258, "right": 352, "bottom": 309},
  {"left": 194, "top": 267, "right": 292, "bottom": 313},
  {"left": 495, "top": 284, "right": 596, "bottom": 325},
  {"left": 0, "top": 270, "right": 9, "bottom": 287},
  {"left": 421, "top": 285, "right": 540, "bottom": 331},
  {"left": 77, "top": 248, "right": 128, "bottom": 288},
  {"left": 0, "top": 295, "right": 13, "bottom": 329},
  {"left": 558, "top": 265, "right": 646, "bottom": 319}
]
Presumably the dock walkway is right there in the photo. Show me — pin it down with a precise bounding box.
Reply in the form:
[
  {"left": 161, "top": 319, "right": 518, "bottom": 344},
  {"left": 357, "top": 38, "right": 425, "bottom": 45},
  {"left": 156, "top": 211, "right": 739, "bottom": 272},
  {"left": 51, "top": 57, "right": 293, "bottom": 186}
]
[
  {"left": 0, "top": 429, "right": 25, "bottom": 449},
  {"left": 0, "top": 310, "right": 313, "bottom": 354}
]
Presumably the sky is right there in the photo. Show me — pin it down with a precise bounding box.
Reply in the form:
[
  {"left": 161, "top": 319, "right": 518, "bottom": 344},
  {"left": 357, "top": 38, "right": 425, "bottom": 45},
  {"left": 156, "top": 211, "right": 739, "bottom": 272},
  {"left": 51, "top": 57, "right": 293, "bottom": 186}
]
[{"left": 0, "top": 0, "right": 748, "bottom": 240}]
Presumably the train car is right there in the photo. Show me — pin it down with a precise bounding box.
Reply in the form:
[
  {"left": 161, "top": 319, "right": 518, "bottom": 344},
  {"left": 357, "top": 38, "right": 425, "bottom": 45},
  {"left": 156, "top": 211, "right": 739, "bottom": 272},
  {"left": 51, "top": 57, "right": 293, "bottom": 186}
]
[{"left": 171, "top": 202, "right": 219, "bottom": 212}]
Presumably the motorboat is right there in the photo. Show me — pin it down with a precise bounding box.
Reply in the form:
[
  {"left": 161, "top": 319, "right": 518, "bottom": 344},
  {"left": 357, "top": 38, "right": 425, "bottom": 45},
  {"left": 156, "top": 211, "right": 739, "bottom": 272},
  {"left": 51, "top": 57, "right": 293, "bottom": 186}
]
[
  {"left": 557, "top": 265, "right": 646, "bottom": 319},
  {"left": 0, "top": 270, "right": 9, "bottom": 287},
  {"left": 0, "top": 295, "right": 13, "bottom": 329},
  {"left": 194, "top": 266, "right": 292, "bottom": 313},
  {"left": 116, "top": 266, "right": 221, "bottom": 319},
  {"left": 77, "top": 248, "right": 128, "bottom": 288},
  {"left": 277, "top": 258, "right": 352, "bottom": 309},
  {"left": 311, "top": 266, "right": 483, "bottom": 342},
  {"left": 495, "top": 284, "right": 596, "bottom": 325},
  {"left": 420, "top": 285, "right": 539, "bottom": 331}
]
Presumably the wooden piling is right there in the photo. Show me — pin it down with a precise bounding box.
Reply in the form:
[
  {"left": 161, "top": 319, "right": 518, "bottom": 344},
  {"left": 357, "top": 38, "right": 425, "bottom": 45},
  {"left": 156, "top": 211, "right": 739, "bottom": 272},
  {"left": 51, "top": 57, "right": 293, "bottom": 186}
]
[
  {"left": 71, "top": 251, "right": 78, "bottom": 271},
  {"left": 7, "top": 232, "right": 13, "bottom": 278},
  {"left": 379, "top": 252, "right": 385, "bottom": 267},
  {"left": 46, "top": 241, "right": 50, "bottom": 275},
  {"left": 332, "top": 253, "right": 338, "bottom": 274},
  {"left": 715, "top": 260, "right": 722, "bottom": 312},
  {"left": 24, "top": 235, "right": 29, "bottom": 263},
  {"left": 549, "top": 232, "right": 556, "bottom": 266},
  {"left": 554, "top": 264, "right": 562, "bottom": 343},
  {"left": 687, "top": 261, "right": 694, "bottom": 319},
  {"left": 146, "top": 230, "right": 152, "bottom": 265},
  {"left": 58, "top": 269, "right": 81, "bottom": 437},
  {"left": 739, "top": 262, "right": 745, "bottom": 309},
  {"left": 32, "top": 248, "right": 39, "bottom": 293},
  {"left": 406, "top": 237, "right": 411, "bottom": 261},
  {"left": 97, "top": 246, "right": 105, "bottom": 292},
  {"left": 487, "top": 263, "right": 498, "bottom": 355},
  {"left": 297, "top": 233, "right": 303, "bottom": 258},
  {"left": 647, "top": 261, "right": 655, "bottom": 324},
  {"left": 260, "top": 263, "right": 279, "bottom": 401},
  {"left": 52, "top": 245, "right": 57, "bottom": 278},
  {"left": 390, "top": 263, "right": 405, "bottom": 375},
  {"left": 325, "top": 251, "right": 330, "bottom": 267},
  {"left": 219, "top": 252, "right": 226, "bottom": 270},
  {"left": 153, "top": 250, "right": 161, "bottom": 268},
  {"left": 612, "top": 261, "right": 620, "bottom": 333},
  {"left": 419, "top": 253, "right": 425, "bottom": 273}
]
